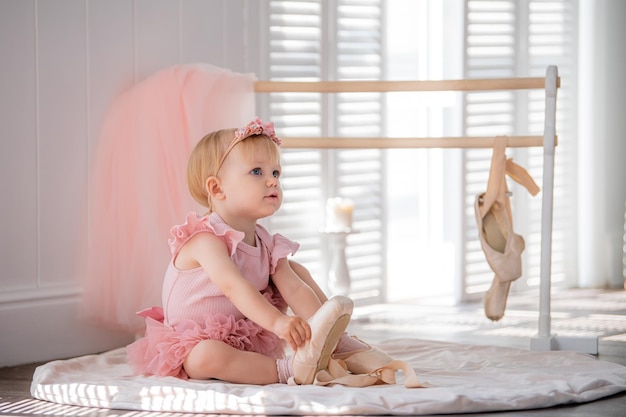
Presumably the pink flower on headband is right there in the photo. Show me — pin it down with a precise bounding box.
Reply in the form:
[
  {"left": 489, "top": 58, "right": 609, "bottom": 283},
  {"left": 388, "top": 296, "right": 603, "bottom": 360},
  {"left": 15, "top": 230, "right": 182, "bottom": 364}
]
[{"left": 235, "top": 117, "right": 282, "bottom": 146}]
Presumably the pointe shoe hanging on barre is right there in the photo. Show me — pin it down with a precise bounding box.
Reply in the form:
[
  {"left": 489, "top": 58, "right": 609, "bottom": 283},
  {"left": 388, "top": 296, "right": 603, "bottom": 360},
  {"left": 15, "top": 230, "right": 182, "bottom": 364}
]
[{"left": 475, "top": 136, "right": 539, "bottom": 321}]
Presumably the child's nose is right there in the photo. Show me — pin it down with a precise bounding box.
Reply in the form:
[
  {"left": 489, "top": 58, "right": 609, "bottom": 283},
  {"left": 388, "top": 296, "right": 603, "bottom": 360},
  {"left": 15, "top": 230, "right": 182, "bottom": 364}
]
[{"left": 267, "top": 176, "right": 278, "bottom": 187}]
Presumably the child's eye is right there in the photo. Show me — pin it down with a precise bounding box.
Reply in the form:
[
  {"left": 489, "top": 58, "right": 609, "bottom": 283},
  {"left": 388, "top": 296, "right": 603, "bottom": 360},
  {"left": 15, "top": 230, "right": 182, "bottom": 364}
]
[
  {"left": 251, "top": 168, "right": 262, "bottom": 175},
  {"left": 273, "top": 170, "right": 280, "bottom": 178}
]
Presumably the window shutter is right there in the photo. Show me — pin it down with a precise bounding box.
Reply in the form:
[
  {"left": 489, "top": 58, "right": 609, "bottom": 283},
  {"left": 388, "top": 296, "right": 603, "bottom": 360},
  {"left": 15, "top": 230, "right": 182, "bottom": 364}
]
[
  {"left": 262, "top": 0, "right": 386, "bottom": 304},
  {"left": 461, "top": 0, "right": 578, "bottom": 299},
  {"left": 525, "top": 0, "right": 578, "bottom": 288}
]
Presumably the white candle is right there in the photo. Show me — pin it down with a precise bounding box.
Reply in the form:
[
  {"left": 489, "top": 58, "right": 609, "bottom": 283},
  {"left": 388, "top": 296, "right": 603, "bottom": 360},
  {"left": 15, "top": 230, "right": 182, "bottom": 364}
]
[{"left": 325, "top": 197, "right": 354, "bottom": 231}]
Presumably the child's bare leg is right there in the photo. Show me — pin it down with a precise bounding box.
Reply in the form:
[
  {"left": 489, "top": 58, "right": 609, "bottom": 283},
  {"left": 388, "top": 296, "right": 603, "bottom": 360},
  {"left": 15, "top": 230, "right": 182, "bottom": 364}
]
[
  {"left": 288, "top": 262, "right": 410, "bottom": 386},
  {"left": 289, "top": 260, "right": 367, "bottom": 354},
  {"left": 289, "top": 260, "right": 328, "bottom": 304},
  {"left": 184, "top": 339, "right": 281, "bottom": 384}
]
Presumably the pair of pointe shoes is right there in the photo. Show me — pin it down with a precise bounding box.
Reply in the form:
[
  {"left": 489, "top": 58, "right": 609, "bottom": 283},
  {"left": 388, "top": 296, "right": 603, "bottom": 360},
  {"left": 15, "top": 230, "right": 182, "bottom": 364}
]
[
  {"left": 291, "top": 296, "right": 422, "bottom": 387},
  {"left": 475, "top": 136, "right": 539, "bottom": 321}
]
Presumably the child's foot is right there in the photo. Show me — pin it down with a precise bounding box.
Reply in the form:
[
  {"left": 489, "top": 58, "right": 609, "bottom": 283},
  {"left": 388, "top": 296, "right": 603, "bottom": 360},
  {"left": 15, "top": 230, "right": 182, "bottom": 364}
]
[
  {"left": 333, "top": 336, "right": 423, "bottom": 387},
  {"left": 292, "top": 296, "right": 353, "bottom": 385}
]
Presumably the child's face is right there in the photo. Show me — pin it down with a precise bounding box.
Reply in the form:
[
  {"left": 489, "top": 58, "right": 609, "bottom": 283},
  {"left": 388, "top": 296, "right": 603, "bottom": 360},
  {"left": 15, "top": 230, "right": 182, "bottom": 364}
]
[{"left": 218, "top": 143, "right": 283, "bottom": 220}]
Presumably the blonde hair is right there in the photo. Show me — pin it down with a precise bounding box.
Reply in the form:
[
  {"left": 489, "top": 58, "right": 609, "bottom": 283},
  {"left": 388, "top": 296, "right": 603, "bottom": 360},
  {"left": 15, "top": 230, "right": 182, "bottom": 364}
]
[{"left": 187, "top": 128, "right": 281, "bottom": 211}]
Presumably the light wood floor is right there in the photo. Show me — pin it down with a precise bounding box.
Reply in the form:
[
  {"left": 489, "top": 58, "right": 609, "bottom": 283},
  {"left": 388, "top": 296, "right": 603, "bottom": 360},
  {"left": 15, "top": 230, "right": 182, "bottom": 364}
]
[{"left": 1, "top": 288, "right": 625, "bottom": 416}]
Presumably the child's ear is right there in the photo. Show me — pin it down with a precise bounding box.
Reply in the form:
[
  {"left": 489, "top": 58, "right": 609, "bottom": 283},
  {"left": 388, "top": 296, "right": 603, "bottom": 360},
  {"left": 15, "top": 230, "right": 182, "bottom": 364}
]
[{"left": 206, "top": 176, "right": 225, "bottom": 200}]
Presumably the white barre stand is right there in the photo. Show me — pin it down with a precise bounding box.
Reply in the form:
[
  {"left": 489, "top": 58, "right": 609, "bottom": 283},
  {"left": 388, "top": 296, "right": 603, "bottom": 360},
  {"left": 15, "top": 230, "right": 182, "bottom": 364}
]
[
  {"left": 529, "top": 66, "right": 598, "bottom": 354},
  {"left": 322, "top": 228, "right": 357, "bottom": 297}
]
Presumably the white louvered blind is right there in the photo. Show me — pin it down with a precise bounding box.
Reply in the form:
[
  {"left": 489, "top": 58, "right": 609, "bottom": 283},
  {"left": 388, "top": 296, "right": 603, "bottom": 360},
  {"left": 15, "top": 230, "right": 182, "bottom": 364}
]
[
  {"left": 461, "top": 0, "right": 578, "bottom": 299},
  {"left": 260, "top": 0, "right": 386, "bottom": 304}
]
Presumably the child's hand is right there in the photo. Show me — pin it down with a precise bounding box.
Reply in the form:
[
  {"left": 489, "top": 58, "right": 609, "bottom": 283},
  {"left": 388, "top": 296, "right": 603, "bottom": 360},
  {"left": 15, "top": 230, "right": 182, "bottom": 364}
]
[{"left": 274, "top": 315, "right": 311, "bottom": 351}]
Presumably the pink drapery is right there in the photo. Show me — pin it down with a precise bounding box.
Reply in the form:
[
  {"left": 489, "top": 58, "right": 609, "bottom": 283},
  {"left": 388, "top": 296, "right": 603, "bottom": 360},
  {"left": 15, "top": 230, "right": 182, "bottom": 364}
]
[{"left": 82, "top": 64, "right": 256, "bottom": 333}]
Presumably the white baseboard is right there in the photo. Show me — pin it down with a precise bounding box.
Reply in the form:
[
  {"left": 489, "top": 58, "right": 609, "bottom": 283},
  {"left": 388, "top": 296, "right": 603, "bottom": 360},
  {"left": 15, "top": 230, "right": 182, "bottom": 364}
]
[{"left": 0, "top": 294, "right": 134, "bottom": 367}]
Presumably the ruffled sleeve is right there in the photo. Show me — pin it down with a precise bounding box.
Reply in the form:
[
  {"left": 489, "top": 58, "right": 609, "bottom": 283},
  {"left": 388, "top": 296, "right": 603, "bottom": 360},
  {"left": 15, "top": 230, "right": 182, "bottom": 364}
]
[
  {"left": 168, "top": 212, "right": 245, "bottom": 258},
  {"left": 255, "top": 224, "right": 300, "bottom": 274}
]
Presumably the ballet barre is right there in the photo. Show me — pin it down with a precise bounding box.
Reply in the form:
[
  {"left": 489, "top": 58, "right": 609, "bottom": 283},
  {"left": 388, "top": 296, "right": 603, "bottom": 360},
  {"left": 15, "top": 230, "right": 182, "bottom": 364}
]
[{"left": 254, "top": 66, "right": 598, "bottom": 354}]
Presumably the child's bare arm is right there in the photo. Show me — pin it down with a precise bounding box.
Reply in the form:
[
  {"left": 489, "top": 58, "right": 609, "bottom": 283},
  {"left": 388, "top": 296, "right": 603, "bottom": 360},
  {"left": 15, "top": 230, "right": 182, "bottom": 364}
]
[
  {"left": 182, "top": 232, "right": 309, "bottom": 350},
  {"left": 271, "top": 258, "right": 324, "bottom": 321}
]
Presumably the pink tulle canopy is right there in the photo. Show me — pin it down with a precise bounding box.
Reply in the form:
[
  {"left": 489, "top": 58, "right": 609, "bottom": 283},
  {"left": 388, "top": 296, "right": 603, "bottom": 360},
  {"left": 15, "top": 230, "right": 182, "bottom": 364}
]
[{"left": 82, "top": 64, "right": 256, "bottom": 333}]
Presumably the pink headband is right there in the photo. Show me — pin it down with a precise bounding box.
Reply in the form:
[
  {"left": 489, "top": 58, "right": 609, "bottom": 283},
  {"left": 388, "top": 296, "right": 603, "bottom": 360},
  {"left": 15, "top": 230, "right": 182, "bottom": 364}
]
[{"left": 216, "top": 117, "right": 282, "bottom": 173}]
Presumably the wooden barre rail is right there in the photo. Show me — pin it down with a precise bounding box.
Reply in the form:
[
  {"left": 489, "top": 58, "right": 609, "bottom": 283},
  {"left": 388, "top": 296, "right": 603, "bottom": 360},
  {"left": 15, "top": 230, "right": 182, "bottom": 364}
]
[
  {"left": 256, "top": 74, "right": 559, "bottom": 149},
  {"left": 254, "top": 77, "right": 560, "bottom": 93},
  {"left": 280, "top": 135, "right": 557, "bottom": 149}
]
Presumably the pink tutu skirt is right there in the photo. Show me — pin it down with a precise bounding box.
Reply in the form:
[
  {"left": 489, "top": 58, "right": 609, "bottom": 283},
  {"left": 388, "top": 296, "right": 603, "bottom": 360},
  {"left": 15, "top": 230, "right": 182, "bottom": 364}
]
[{"left": 127, "top": 285, "right": 287, "bottom": 379}]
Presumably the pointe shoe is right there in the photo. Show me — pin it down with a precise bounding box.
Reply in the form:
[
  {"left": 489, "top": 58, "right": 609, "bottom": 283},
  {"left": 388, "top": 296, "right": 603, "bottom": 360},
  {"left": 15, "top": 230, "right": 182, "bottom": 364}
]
[
  {"left": 332, "top": 336, "right": 422, "bottom": 387},
  {"left": 475, "top": 136, "right": 537, "bottom": 321},
  {"left": 333, "top": 337, "right": 396, "bottom": 381},
  {"left": 484, "top": 279, "right": 513, "bottom": 321},
  {"left": 475, "top": 192, "right": 526, "bottom": 279},
  {"left": 292, "top": 296, "right": 353, "bottom": 385}
]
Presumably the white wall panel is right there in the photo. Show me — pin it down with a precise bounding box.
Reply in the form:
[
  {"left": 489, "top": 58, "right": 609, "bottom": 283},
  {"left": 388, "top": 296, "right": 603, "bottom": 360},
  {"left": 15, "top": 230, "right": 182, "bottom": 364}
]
[
  {"left": 222, "top": 0, "right": 248, "bottom": 72},
  {"left": 87, "top": 0, "right": 135, "bottom": 150},
  {"left": 37, "top": 0, "right": 88, "bottom": 288},
  {"left": 135, "top": 0, "right": 181, "bottom": 81},
  {"left": 0, "top": 0, "right": 38, "bottom": 292},
  {"left": 0, "top": 296, "right": 132, "bottom": 367},
  {"left": 0, "top": 0, "right": 250, "bottom": 366},
  {"left": 180, "top": 0, "right": 224, "bottom": 64}
]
